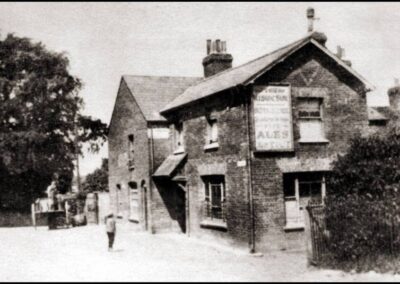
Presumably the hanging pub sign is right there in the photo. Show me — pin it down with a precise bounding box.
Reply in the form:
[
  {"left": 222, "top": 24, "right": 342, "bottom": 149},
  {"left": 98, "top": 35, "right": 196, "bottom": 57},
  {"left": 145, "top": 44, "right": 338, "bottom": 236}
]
[{"left": 253, "top": 85, "right": 294, "bottom": 151}]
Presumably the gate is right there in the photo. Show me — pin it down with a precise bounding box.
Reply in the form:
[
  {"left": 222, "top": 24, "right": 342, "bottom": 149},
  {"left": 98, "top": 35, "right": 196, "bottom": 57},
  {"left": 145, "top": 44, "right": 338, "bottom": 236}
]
[{"left": 305, "top": 203, "right": 328, "bottom": 265}]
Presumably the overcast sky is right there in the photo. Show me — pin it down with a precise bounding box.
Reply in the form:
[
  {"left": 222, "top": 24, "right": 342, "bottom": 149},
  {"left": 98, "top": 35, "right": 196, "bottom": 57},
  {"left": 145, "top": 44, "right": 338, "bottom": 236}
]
[{"left": 0, "top": 2, "right": 399, "bottom": 175}]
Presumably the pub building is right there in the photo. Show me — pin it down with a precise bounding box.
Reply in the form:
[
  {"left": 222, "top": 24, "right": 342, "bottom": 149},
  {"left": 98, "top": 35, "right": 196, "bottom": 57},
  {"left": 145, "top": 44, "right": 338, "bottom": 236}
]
[{"left": 108, "top": 8, "right": 391, "bottom": 252}]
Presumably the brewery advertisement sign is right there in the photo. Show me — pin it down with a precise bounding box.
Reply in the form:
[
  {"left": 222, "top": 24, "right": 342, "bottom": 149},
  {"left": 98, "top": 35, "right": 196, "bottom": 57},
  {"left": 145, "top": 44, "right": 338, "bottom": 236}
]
[{"left": 253, "top": 85, "right": 294, "bottom": 151}]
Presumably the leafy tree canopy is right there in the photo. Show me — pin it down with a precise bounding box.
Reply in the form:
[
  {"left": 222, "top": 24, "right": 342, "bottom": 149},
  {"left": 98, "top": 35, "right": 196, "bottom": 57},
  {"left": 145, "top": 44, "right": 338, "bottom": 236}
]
[
  {"left": 0, "top": 33, "right": 108, "bottom": 211},
  {"left": 82, "top": 158, "right": 108, "bottom": 193}
]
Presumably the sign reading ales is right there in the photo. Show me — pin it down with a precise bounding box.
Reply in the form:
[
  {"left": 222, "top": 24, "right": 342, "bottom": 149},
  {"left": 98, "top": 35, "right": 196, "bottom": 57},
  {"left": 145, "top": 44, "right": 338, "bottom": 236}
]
[{"left": 254, "top": 85, "right": 293, "bottom": 151}]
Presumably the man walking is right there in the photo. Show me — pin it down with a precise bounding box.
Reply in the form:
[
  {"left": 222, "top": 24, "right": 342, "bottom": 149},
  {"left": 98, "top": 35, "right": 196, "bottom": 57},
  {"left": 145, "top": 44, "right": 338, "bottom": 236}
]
[{"left": 105, "top": 213, "right": 116, "bottom": 251}]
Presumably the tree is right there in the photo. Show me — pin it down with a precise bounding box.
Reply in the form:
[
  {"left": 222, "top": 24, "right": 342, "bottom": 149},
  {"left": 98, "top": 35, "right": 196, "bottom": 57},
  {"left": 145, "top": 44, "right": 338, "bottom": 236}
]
[
  {"left": 82, "top": 158, "right": 108, "bottom": 193},
  {"left": 0, "top": 33, "right": 108, "bottom": 211}
]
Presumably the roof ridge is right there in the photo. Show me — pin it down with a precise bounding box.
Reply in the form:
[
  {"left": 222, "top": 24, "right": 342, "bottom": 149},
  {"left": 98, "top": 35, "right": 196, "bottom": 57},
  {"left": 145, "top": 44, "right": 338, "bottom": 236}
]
[
  {"left": 190, "top": 34, "right": 312, "bottom": 86},
  {"left": 122, "top": 74, "right": 201, "bottom": 79}
]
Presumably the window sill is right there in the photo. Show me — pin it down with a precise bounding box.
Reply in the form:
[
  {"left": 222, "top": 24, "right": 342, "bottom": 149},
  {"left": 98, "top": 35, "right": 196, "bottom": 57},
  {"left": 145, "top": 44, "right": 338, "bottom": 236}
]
[
  {"left": 200, "top": 219, "right": 227, "bottom": 231},
  {"left": 284, "top": 224, "right": 305, "bottom": 232},
  {"left": 173, "top": 148, "right": 185, "bottom": 155},
  {"left": 298, "top": 139, "right": 329, "bottom": 144},
  {"left": 203, "top": 142, "right": 219, "bottom": 151}
]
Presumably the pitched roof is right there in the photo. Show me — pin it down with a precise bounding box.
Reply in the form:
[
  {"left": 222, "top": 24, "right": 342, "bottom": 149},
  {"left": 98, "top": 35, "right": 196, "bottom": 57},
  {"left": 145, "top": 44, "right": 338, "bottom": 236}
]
[
  {"left": 122, "top": 75, "right": 201, "bottom": 121},
  {"left": 368, "top": 106, "right": 389, "bottom": 121},
  {"left": 161, "top": 33, "right": 374, "bottom": 114}
]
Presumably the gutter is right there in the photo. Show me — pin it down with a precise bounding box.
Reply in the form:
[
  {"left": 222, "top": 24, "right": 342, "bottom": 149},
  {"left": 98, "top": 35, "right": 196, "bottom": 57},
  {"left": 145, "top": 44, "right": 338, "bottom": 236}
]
[{"left": 147, "top": 125, "right": 155, "bottom": 233}]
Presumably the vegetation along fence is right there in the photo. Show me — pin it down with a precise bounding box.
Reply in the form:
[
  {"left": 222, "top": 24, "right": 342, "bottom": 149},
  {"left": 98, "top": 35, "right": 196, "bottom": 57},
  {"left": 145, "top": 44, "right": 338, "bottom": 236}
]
[{"left": 306, "top": 197, "right": 400, "bottom": 268}]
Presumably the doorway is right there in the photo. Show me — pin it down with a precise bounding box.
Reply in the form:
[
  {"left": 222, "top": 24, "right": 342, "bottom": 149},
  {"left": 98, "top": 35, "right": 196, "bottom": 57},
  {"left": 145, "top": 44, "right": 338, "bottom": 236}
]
[{"left": 175, "top": 184, "right": 186, "bottom": 233}]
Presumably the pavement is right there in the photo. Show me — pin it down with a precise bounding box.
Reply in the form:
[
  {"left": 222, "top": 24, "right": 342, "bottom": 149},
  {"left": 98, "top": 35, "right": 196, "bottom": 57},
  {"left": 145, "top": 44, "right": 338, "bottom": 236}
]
[{"left": 1, "top": 222, "right": 400, "bottom": 282}]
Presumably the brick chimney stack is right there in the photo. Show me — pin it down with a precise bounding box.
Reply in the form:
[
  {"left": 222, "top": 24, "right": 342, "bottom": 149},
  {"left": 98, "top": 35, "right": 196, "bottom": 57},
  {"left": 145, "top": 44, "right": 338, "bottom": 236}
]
[{"left": 202, "top": 39, "right": 233, "bottom": 78}]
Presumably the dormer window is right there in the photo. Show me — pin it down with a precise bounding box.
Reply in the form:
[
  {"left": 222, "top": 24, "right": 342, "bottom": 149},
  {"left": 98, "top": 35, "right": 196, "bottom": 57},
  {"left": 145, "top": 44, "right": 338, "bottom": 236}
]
[{"left": 174, "top": 122, "right": 184, "bottom": 154}]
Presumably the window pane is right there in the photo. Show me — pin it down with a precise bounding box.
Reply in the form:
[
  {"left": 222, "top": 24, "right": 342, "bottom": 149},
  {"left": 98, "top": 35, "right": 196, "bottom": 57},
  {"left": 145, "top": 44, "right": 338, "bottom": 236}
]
[
  {"left": 211, "top": 122, "right": 218, "bottom": 142},
  {"left": 299, "top": 183, "right": 310, "bottom": 197},
  {"left": 298, "top": 98, "right": 321, "bottom": 118},
  {"left": 211, "top": 184, "right": 221, "bottom": 206},
  {"left": 205, "top": 183, "right": 210, "bottom": 201},
  {"left": 299, "top": 120, "right": 324, "bottom": 140},
  {"left": 283, "top": 174, "right": 295, "bottom": 197}
]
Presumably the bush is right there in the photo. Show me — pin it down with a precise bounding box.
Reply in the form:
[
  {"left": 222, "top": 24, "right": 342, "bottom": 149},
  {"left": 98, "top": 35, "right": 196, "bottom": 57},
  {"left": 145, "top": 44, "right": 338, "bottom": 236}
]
[{"left": 324, "top": 124, "right": 400, "bottom": 272}]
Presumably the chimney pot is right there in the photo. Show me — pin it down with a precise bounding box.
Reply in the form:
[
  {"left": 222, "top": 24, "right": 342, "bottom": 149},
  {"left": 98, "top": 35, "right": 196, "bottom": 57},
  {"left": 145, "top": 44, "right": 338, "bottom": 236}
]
[
  {"left": 336, "top": 45, "right": 343, "bottom": 59},
  {"left": 216, "top": 39, "right": 221, "bottom": 53},
  {"left": 307, "top": 7, "right": 315, "bottom": 19},
  {"left": 206, "top": 39, "right": 212, "bottom": 55},
  {"left": 211, "top": 40, "right": 217, "bottom": 53}
]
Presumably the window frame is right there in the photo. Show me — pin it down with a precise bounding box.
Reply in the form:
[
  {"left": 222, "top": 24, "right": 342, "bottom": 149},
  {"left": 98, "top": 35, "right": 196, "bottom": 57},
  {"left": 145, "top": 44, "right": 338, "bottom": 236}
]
[
  {"left": 297, "top": 98, "right": 328, "bottom": 143},
  {"left": 204, "top": 117, "right": 219, "bottom": 150},
  {"left": 201, "top": 175, "right": 227, "bottom": 228}
]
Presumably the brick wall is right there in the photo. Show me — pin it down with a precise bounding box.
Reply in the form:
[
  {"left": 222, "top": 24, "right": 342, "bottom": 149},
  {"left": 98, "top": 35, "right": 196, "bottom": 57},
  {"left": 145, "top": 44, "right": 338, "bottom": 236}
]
[
  {"left": 250, "top": 44, "right": 369, "bottom": 252},
  {"left": 169, "top": 90, "right": 252, "bottom": 249},
  {"left": 166, "top": 43, "right": 371, "bottom": 253}
]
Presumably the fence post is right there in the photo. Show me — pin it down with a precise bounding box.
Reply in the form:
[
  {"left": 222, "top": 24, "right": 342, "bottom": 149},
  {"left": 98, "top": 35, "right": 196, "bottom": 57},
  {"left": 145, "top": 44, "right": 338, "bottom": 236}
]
[{"left": 304, "top": 205, "right": 314, "bottom": 265}]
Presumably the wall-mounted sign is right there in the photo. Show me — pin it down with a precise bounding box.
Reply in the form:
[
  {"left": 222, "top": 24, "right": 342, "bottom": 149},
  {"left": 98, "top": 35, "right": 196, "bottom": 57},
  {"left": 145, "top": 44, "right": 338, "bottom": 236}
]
[{"left": 253, "top": 85, "right": 294, "bottom": 151}]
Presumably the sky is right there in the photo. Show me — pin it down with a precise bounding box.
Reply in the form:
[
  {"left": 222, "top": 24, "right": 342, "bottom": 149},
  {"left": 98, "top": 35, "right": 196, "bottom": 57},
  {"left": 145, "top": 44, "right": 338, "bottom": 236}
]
[{"left": 0, "top": 2, "right": 399, "bottom": 175}]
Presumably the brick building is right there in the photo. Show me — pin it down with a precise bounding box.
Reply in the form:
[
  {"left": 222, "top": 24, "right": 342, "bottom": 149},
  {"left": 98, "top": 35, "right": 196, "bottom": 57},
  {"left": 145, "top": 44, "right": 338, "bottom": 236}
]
[{"left": 108, "top": 12, "right": 394, "bottom": 252}]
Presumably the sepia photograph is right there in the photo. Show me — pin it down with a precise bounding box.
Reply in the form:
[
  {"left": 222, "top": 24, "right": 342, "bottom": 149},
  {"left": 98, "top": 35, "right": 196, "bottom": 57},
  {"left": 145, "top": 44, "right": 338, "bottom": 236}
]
[{"left": 1, "top": 1, "right": 400, "bottom": 282}]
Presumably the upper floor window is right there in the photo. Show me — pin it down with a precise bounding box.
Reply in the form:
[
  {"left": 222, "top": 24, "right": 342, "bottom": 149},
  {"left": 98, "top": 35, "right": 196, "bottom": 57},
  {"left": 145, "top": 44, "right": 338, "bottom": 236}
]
[
  {"left": 174, "top": 122, "right": 184, "bottom": 153},
  {"left": 298, "top": 98, "right": 327, "bottom": 143},
  {"left": 204, "top": 117, "right": 219, "bottom": 150},
  {"left": 128, "top": 134, "right": 135, "bottom": 170}
]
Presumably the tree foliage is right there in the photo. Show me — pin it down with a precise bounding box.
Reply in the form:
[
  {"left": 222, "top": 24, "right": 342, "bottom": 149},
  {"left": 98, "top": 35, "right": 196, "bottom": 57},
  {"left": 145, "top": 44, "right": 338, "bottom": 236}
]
[
  {"left": 0, "top": 33, "right": 108, "bottom": 211},
  {"left": 82, "top": 158, "right": 108, "bottom": 193}
]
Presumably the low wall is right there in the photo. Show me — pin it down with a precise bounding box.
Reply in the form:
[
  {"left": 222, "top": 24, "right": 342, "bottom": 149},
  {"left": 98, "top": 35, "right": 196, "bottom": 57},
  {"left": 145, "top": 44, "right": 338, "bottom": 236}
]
[{"left": 0, "top": 211, "right": 47, "bottom": 227}]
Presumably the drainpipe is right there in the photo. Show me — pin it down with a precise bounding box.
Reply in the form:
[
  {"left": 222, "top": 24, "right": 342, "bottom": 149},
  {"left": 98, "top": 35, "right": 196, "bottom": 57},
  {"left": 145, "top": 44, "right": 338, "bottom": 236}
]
[
  {"left": 239, "top": 84, "right": 256, "bottom": 254},
  {"left": 147, "top": 125, "right": 155, "bottom": 233}
]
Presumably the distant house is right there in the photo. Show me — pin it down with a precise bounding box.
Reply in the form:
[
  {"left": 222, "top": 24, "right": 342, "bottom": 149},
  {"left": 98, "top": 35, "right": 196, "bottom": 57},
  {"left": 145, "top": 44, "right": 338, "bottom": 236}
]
[
  {"left": 108, "top": 76, "right": 200, "bottom": 228},
  {"left": 108, "top": 10, "right": 398, "bottom": 252}
]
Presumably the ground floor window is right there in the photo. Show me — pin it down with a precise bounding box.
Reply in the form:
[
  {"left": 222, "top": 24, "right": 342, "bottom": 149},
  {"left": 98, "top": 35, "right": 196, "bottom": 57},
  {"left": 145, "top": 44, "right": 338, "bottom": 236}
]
[
  {"left": 283, "top": 172, "right": 326, "bottom": 229},
  {"left": 202, "top": 175, "right": 226, "bottom": 222}
]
